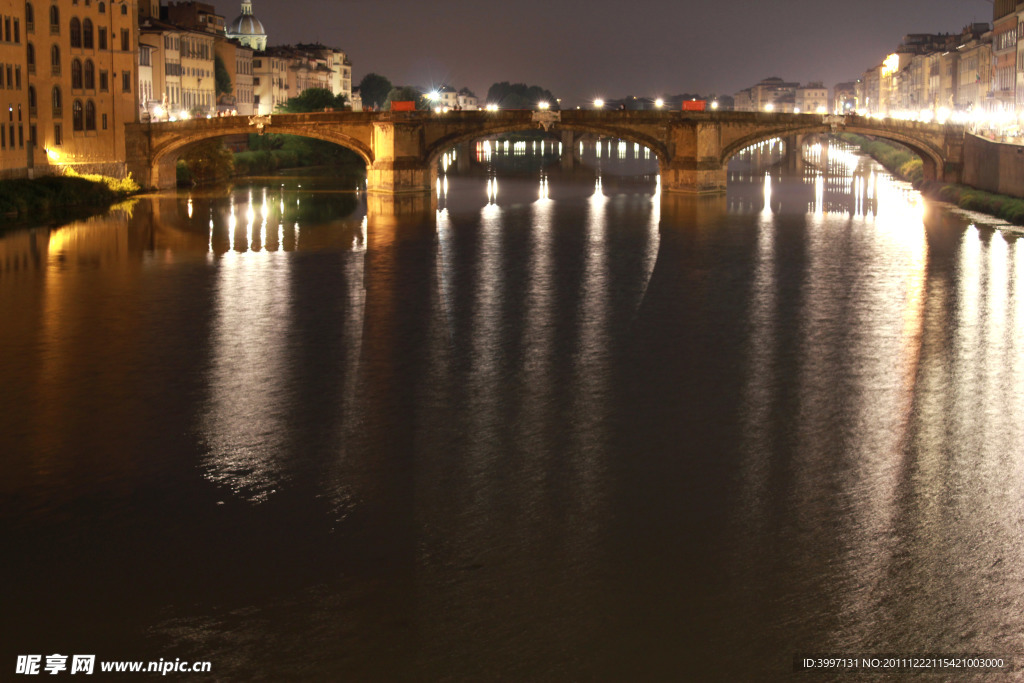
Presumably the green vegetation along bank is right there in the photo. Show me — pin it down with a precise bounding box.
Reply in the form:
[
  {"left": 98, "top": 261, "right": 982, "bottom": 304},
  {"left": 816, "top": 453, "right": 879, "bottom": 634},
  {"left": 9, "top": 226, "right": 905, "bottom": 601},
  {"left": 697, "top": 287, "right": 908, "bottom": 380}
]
[
  {"left": 837, "top": 133, "right": 1024, "bottom": 226},
  {"left": 0, "top": 171, "right": 139, "bottom": 231}
]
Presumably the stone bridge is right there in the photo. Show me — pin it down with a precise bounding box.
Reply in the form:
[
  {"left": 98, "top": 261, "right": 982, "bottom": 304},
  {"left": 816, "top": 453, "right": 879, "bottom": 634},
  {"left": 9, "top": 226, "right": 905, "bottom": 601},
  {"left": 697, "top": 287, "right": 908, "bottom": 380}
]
[{"left": 125, "top": 110, "right": 967, "bottom": 194}]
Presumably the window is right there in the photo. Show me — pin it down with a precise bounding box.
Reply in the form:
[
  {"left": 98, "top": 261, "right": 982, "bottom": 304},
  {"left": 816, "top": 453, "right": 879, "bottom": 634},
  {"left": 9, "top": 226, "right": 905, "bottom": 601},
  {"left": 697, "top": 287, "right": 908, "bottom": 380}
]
[
  {"left": 98, "top": 27, "right": 105, "bottom": 49},
  {"left": 98, "top": 1, "right": 104, "bottom": 12},
  {"left": 51, "top": 85, "right": 61, "bottom": 116},
  {"left": 26, "top": 2, "right": 34, "bottom": 32},
  {"left": 53, "top": 122, "right": 61, "bottom": 145},
  {"left": 50, "top": 43, "right": 59, "bottom": 75},
  {"left": 99, "top": 70, "right": 107, "bottom": 91},
  {"left": 84, "top": 59, "right": 93, "bottom": 89},
  {"left": 29, "top": 124, "right": 35, "bottom": 146},
  {"left": 82, "top": 18, "right": 91, "bottom": 48},
  {"left": 15, "top": 65, "right": 20, "bottom": 89},
  {"left": 18, "top": 124, "right": 23, "bottom": 147},
  {"left": 120, "top": 3, "right": 126, "bottom": 14},
  {"left": 14, "top": 18, "right": 19, "bottom": 43},
  {"left": 85, "top": 100, "right": 95, "bottom": 132},
  {"left": 72, "top": 99, "right": 82, "bottom": 130},
  {"left": 121, "top": 70, "right": 130, "bottom": 92},
  {"left": 49, "top": 4, "right": 58, "bottom": 33},
  {"left": 26, "top": 42, "right": 34, "bottom": 73},
  {"left": 69, "top": 17, "right": 80, "bottom": 46},
  {"left": 120, "top": 28, "right": 127, "bottom": 51},
  {"left": 28, "top": 85, "right": 35, "bottom": 115},
  {"left": 71, "top": 58, "right": 81, "bottom": 88},
  {"left": 101, "top": 113, "right": 106, "bottom": 129},
  {"left": 139, "top": 46, "right": 150, "bottom": 66}
]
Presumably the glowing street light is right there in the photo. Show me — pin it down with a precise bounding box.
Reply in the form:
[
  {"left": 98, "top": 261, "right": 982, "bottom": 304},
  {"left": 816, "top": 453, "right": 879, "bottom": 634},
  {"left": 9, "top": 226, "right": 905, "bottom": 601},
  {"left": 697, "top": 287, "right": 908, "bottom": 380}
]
[
  {"left": 764, "top": 103, "right": 774, "bottom": 112},
  {"left": 710, "top": 100, "right": 719, "bottom": 110},
  {"left": 538, "top": 101, "right": 550, "bottom": 110},
  {"left": 655, "top": 98, "right": 664, "bottom": 108},
  {"left": 594, "top": 98, "right": 605, "bottom": 108}
]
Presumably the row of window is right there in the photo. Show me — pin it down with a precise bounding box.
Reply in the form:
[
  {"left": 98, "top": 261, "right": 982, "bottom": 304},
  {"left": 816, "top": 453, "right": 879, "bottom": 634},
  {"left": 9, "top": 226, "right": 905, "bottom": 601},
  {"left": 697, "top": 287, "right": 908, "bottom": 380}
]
[
  {"left": 2, "top": 15, "right": 21, "bottom": 43},
  {"left": 34, "top": 1, "right": 127, "bottom": 33},
  {"left": 0, "top": 64, "right": 23, "bottom": 89},
  {"left": 180, "top": 36, "right": 211, "bottom": 60},
  {"left": 0, "top": 121, "right": 26, "bottom": 151}
]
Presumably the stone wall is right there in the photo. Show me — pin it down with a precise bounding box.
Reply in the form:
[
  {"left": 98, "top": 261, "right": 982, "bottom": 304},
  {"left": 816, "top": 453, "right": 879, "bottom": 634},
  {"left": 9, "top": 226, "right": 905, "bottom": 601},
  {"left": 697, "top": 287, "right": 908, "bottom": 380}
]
[{"left": 962, "top": 133, "right": 1024, "bottom": 198}]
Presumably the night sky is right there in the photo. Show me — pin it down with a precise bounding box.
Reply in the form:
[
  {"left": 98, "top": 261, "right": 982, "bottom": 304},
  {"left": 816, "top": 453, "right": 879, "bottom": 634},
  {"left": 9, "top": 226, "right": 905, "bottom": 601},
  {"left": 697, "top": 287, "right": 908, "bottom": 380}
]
[{"left": 211, "top": 0, "right": 994, "bottom": 105}]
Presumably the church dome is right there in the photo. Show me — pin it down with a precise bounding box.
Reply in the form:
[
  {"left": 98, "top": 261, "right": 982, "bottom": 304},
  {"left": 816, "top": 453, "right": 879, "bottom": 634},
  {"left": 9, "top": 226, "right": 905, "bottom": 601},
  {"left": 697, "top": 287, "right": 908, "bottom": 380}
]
[
  {"left": 226, "top": 0, "right": 267, "bottom": 50},
  {"left": 227, "top": 13, "right": 264, "bottom": 37}
]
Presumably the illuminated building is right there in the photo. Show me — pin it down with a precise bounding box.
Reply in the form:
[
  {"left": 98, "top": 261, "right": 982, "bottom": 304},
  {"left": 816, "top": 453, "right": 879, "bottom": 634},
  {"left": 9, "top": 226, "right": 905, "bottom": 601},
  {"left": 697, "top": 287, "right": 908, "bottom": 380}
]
[
  {"left": 24, "top": 0, "right": 140, "bottom": 176},
  {"left": 0, "top": 0, "right": 30, "bottom": 176}
]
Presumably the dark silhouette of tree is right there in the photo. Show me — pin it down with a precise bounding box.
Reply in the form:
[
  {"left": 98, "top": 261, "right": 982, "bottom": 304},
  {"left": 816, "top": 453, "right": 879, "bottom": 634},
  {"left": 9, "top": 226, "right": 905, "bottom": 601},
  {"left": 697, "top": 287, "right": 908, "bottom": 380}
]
[
  {"left": 277, "top": 87, "right": 348, "bottom": 113},
  {"left": 358, "top": 73, "right": 393, "bottom": 110},
  {"left": 383, "top": 86, "right": 429, "bottom": 110},
  {"left": 214, "top": 55, "right": 232, "bottom": 96},
  {"left": 486, "top": 82, "right": 558, "bottom": 110}
]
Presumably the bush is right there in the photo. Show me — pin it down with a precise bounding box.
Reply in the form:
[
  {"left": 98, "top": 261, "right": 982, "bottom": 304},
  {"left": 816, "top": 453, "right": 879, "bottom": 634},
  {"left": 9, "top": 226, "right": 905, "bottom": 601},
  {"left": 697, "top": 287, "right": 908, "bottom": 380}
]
[{"left": 0, "top": 173, "right": 135, "bottom": 227}]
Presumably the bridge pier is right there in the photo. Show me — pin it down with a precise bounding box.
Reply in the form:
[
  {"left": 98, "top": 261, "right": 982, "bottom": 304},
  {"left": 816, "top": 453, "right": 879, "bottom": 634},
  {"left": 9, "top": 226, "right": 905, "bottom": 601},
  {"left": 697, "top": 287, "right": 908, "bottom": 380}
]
[{"left": 661, "top": 162, "right": 728, "bottom": 194}]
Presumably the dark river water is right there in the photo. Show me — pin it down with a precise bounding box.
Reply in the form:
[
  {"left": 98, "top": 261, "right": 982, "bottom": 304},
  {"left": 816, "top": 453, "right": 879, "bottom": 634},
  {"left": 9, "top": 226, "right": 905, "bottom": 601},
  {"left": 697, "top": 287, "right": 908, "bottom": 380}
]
[{"left": 2, "top": 138, "right": 1024, "bottom": 680}]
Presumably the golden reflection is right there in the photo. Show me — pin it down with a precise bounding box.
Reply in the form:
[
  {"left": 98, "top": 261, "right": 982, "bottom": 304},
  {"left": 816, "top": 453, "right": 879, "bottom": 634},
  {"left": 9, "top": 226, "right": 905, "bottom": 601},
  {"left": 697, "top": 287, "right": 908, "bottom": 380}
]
[
  {"left": 201, "top": 250, "right": 293, "bottom": 503},
  {"left": 761, "top": 172, "right": 773, "bottom": 217}
]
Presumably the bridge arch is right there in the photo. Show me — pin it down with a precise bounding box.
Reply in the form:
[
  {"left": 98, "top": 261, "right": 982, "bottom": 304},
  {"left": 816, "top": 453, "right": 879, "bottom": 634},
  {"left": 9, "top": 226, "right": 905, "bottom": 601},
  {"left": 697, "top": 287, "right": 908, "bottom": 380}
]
[
  {"left": 719, "top": 123, "right": 947, "bottom": 181},
  {"left": 150, "top": 123, "right": 374, "bottom": 168},
  {"left": 423, "top": 120, "right": 670, "bottom": 171},
  {"left": 137, "top": 118, "right": 375, "bottom": 189}
]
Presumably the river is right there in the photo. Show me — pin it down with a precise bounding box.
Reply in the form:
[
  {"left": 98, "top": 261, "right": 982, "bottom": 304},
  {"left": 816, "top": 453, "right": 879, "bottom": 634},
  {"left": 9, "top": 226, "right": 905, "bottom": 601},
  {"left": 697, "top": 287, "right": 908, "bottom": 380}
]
[{"left": 2, "top": 138, "right": 1023, "bottom": 680}]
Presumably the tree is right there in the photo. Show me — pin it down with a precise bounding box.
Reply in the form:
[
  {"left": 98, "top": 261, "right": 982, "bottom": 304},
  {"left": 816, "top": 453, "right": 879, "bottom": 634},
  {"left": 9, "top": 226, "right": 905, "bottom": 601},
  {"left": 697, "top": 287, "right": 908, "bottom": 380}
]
[
  {"left": 486, "top": 82, "right": 558, "bottom": 110},
  {"left": 214, "top": 54, "right": 232, "bottom": 96},
  {"left": 358, "top": 73, "right": 392, "bottom": 111},
  {"left": 181, "top": 139, "right": 234, "bottom": 184},
  {"left": 383, "top": 86, "right": 429, "bottom": 111},
  {"left": 277, "top": 87, "right": 348, "bottom": 113}
]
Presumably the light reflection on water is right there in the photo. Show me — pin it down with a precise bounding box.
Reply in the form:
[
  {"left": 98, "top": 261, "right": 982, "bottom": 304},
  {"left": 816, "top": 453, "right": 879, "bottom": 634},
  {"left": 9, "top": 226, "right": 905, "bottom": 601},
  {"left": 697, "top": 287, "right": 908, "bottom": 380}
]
[{"left": 1, "top": 140, "right": 1024, "bottom": 678}]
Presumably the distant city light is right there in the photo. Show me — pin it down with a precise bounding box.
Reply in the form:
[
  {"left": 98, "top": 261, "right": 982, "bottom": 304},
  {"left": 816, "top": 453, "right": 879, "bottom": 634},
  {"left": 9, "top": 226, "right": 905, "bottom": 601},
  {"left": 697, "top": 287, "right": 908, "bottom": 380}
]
[
  {"left": 538, "top": 101, "right": 550, "bottom": 110},
  {"left": 764, "top": 103, "right": 774, "bottom": 112},
  {"left": 710, "top": 100, "right": 719, "bottom": 110},
  {"left": 594, "top": 98, "right": 605, "bottom": 108},
  {"left": 655, "top": 98, "right": 664, "bottom": 108}
]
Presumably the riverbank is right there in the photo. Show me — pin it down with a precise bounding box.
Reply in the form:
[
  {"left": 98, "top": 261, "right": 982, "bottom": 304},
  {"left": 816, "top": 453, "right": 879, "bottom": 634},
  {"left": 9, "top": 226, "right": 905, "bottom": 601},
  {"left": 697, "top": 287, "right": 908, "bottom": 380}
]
[
  {"left": 0, "top": 172, "right": 139, "bottom": 232},
  {"left": 836, "top": 133, "right": 1024, "bottom": 226}
]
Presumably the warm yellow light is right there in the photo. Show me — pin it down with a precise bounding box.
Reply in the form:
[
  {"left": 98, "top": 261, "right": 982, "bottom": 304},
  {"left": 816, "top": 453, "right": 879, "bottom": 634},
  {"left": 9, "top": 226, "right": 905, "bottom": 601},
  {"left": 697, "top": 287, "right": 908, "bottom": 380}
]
[
  {"left": 794, "top": 107, "right": 801, "bottom": 114},
  {"left": 153, "top": 105, "right": 165, "bottom": 119},
  {"left": 594, "top": 98, "right": 605, "bottom": 108},
  {"left": 655, "top": 98, "right": 664, "bottom": 108},
  {"left": 710, "top": 100, "right": 719, "bottom": 110},
  {"left": 538, "top": 101, "right": 550, "bottom": 110},
  {"left": 882, "top": 53, "right": 900, "bottom": 76},
  {"left": 815, "top": 106, "right": 827, "bottom": 115},
  {"left": 764, "top": 103, "right": 774, "bottom": 112},
  {"left": 45, "top": 147, "right": 61, "bottom": 162}
]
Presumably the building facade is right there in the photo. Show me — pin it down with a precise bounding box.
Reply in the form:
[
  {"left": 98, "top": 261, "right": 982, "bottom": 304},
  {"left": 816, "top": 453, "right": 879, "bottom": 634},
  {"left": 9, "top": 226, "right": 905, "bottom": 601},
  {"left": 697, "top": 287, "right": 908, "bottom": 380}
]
[
  {"left": 24, "top": 0, "right": 140, "bottom": 176},
  {"left": 0, "top": 0, "right": 30, "bottom": 176}
]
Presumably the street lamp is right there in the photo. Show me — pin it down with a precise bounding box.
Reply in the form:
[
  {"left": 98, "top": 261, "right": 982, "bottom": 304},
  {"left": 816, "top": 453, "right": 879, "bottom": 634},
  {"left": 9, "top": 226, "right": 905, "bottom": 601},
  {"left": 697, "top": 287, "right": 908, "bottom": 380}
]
[
  {"left": 594, "top": 98, "right": 605, "bottom": 109},
  {"left": 538, "top": 101, "right": 550, "bottom": 110},
  {"left": 655, "top": 98, "right": 664, "bottom": 108}
]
